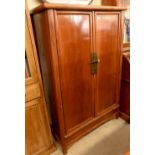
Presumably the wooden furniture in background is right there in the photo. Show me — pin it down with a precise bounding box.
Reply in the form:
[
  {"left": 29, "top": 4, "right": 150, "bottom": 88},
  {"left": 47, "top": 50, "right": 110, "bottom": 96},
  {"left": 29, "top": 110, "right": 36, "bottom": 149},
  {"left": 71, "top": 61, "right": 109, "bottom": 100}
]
[
  {"left": 119, "top": 43, "right": 130, "bottom": 123},
  {"left": 41, "top": 0, "right": 93, "bottom": 5},
  {"left": 125, "top": 150, "right": 130, "bottom": 155},
  {"left": 31, "top": 3, "right": 126, "bottom": 153},
  {"left": 123, "top": 42, "right": 130, "bottom": 53},
  {"left": 102, "top": 0, "right": 123, "bottom": 6},
  {"left": 25, "top": 3, "right": 56, "bottom": 155}
]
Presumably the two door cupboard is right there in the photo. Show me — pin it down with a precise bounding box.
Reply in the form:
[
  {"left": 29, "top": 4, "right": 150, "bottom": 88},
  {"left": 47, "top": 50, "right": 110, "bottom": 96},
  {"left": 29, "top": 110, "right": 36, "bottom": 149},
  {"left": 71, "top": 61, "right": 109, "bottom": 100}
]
[{"left": 32, "top": 3, "right": 126, "bottom": 153}]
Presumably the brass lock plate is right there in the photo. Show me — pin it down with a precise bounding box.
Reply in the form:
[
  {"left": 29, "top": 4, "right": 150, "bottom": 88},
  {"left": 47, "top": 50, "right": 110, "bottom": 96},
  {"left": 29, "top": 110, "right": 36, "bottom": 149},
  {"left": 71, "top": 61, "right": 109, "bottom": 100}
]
[{"left": 90, "top": 52, "right": 99, "bottom": 75}]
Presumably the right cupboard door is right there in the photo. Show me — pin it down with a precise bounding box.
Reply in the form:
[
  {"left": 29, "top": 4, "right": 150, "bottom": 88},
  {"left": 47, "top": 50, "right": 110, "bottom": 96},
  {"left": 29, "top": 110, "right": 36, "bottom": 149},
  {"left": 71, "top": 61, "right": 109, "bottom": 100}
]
[{"left": 94, "top": 12, "right": 121, "bottom": 116}]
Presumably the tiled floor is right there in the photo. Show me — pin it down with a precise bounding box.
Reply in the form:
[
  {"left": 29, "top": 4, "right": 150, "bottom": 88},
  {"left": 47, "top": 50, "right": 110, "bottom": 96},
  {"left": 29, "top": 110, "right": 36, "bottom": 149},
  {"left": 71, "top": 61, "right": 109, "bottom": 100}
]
[{"left": 51, "top": 118, "right": 130, "bottom": 155}]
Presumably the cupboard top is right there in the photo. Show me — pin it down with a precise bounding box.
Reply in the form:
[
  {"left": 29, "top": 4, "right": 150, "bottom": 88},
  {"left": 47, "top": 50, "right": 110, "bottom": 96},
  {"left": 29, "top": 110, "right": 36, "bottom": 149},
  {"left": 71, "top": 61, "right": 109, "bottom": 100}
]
[{"left": 31, "top": 2, "right": 127, "bottom": 14}]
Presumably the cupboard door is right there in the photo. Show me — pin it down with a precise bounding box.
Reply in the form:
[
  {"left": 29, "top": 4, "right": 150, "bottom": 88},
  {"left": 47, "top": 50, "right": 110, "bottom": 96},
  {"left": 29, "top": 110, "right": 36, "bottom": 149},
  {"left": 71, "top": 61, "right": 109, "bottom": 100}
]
[
  {"left": 26, "top": 99, "right": 51, "bottom": 155},
  {"left": 55, "top": 11, "right": 94, "bottom": 133},
  {"left": 94, "top": 12, "right": 121, "bottom": 115}
]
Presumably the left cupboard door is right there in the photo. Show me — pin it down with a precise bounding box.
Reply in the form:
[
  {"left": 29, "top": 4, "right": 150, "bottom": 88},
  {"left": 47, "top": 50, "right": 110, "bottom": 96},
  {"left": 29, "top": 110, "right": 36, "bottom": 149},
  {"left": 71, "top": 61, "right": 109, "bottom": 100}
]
[{"left": 54, "top": 11, "right": 94, "bottom": 134}]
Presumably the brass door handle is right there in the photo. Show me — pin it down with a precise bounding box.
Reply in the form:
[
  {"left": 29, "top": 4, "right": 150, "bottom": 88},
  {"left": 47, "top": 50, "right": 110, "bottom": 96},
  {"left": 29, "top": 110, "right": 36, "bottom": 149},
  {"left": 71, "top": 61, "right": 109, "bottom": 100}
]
[
  {"left": 90, "top": 52, "right": 100, "bottom": 75},
  {"left": 90, "top": 59, "right": 100, "bottom": 64}
]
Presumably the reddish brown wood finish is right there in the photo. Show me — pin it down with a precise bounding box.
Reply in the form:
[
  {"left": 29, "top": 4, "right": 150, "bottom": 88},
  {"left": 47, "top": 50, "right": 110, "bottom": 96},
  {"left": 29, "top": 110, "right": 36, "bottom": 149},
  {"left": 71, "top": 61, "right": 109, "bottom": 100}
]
[
  {"left": 119, "top": 51, "right": 130, "bottom": 123},
  {"left": 32, "top": 5, "right": 125, "bottom": 153},
  {"left": 102, "top": 0, "right": 123, "bottom": 6},
  {"left": 55, "top": 11, "right": 94, "bottom": 133},
  {"left": 94, "top": 12, "right": 121, "bottom": 116},
  {"left": 31, "top": 3, "right": 126, "bottom": 14},
  {"left": 123, "top": 42, "right": 130, "bottom": 53}
]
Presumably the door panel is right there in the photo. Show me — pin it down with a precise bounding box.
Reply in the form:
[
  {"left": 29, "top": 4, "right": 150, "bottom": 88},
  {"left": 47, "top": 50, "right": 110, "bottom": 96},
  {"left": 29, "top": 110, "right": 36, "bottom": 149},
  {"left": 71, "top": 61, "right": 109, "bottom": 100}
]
[
  {"left": 26, "top": 99, "right": 50, "bottom": 155},
  {"left": 94, "top": 12, "right": 121, "bottom": 115},
  {"left": 55, "top": 11, "right": 94, "bottom": 133}
]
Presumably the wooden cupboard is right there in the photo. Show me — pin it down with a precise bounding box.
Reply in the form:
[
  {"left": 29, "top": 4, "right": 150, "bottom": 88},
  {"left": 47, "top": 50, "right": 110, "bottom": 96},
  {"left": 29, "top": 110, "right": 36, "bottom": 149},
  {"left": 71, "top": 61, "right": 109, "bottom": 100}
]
[
  {"left": 25, "top": 4, "right": 56, "bottom": 155},
  {"left": 31, "top": 3, "right": 126, "bottom": 153}
]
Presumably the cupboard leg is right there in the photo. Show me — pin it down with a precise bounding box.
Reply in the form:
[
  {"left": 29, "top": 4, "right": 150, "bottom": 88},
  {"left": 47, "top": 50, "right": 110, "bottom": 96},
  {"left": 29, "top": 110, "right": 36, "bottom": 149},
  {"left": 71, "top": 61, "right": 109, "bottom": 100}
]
[
  {"left": 116, "top": 113, "right": 119, "bottom": 119},
  {"left": 62, "top": 149, "right": 67, "bottom": 155},
  {"left": 115, "top": 109, "right": 119, "bottom": 119},
  {"left": 127, "top": 118, "right": 130, "bottom": 124},
  {"left": 61, "top": 142, "right": 68, "bottom": 155}
]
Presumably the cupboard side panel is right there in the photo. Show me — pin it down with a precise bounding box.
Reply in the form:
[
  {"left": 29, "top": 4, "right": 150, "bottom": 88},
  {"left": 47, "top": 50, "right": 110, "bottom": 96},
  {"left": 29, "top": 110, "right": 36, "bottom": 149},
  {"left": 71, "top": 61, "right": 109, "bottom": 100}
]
[{"left": 32, "top": 11, "right": 65, "bottom": 141}]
